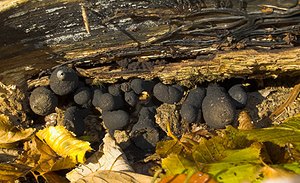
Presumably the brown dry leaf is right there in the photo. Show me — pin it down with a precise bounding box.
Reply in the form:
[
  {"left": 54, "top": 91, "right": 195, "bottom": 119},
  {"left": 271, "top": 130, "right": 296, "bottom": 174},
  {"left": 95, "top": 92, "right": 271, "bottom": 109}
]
[
  {"left": 238, "top": 110, "right": 255, "bottom": 130},
  {"left": 66, "top": 133, "right": 133, "bottom": 182},
  {"left": 18, "top": 136, "right": 76, "bottom": 174},
  {"left": 75, "top": 170, "right": 155, "bottom": 183},
  {"left": 0, "top": 81, "right": 28, "bottom": 125},
  {"left": 36, "top": 126, "right": 92, "bottom": 164},
  {"left": 0, "top": 148, "right": 20, "bottom": 164},
  {"left": 0, "top": 114, "right": 35, "bottom": 147},
  {"left": 0, "top": 163, "right": 31, "bottom": 182},
  {"left": 40, "top": 172, "right": 70, "bottom": 183}
]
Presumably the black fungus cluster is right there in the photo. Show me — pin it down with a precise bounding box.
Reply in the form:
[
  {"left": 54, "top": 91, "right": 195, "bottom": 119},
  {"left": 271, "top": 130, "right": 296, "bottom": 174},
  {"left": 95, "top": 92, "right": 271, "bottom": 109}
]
[
  {"left": 63, "top": 106, "right": 88, "bottom": 136},
  {"left": 228, "top": 84, "right": 247, "bottom": 109},
  {"left": 179, "top": 83, "right": 248, "bottom": 129},
  {"left": 153, "top": 83, "right": 184, "bottom": 104},
  {"left": 102, "top": 110, "right": 129, "bottom": 131},
  {"left": 180, "top": 87, "right": 206, "bottom": 123},
  {"left": 130, "top": 106, "right": 159, "bottom": 151},
  {"left": 202, "top": 84, "right": 236, "bottom": 129},
  {"left": 29, "top": 66, "right": 88, "bottom": 135},
  {"left": 74, "top": 87, "right": 92, "bottom": 106},
  {"left": 29, "top": 64, "right": 249, "bottom": 151},
  {"left": 29, "top": 86, "right": 58, "bottom": 116},
  {"left": 50, "top": 66, "right": 79, "bottom": 96}
]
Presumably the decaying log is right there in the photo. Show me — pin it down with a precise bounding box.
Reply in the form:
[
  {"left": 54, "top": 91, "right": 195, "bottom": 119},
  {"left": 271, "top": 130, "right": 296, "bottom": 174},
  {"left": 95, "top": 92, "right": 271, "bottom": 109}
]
[
  {"left": 77, "top": 48, "right": 300, "bottom": 87},
  {"left": 0, "top": 0, "right": 299, "bottom": 87}
]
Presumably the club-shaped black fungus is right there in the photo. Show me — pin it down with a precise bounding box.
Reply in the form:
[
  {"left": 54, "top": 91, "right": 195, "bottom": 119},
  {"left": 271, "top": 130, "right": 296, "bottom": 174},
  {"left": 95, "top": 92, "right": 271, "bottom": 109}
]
[
  {"left": 29, "top": 87, "right": 58, "bottom": 116},
  {"left": 93, "top": 93, "right": 123, "bottom": 111},
  {"left": 124, "top": 91, "right": 138, "bottom": 107},
  {"left": 202, "top": 85, "right": 236, "bottom": 129},
  {"left": 184, "top": 87, "right": 206, "bottom": 108},
  {"left": 228, "top": 84, "right": 247, "bottom": 109},
  {"left": 131, "top": 108, "right": 159, "bottom": 150},
  {"left": 92, "top": 86, "right": 107, "bottom": 107},
  {"left": 139, "top": 106, "right": 156, "bottom": 120},
  {"left": 50, "top": 66, "right": 79, "bottom": 96},
  {"left": 132, "top": 126, "right": 159, "bottom": 151},
  {"left": 153, "top": 83, "right": 183, "bottom": 104},
  {"left": 63, "top": 106, "right": 86, "bottom": 136},
  {"left": 144, "top": 80, "right": 155, "bottom": 92},
  {"left": 74, "top": 87, "right": 92, "bottom": 106},
  {"left": 168, "top": 84, "right": 184, "bottom": 103},
  {"left": 180, "top": 103, "right": 197, "bottom": 123},
  {"left": 130, "top": 78, "right": 145, "bottom": 94},
  {"left": 153, "top": 82, "right": 168, "bottom": 102},
  {"left": 102, "top": 110, "right": 129, "bottom": 131},
  {"left": 108, "top": 84, "right": 122, "bottom": 96},
  {"left": 172, "top": 84, "right": 184, "bottom": 94},
  {"left": 120, "top": 82, "right": 131, "bottom": 92}
]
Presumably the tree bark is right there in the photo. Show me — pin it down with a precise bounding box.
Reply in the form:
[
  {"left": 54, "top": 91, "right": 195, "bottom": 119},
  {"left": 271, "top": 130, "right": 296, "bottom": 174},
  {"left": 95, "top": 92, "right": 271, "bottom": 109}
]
[{"left": 0, "top": 0, "right": 299, "bottom": 87}]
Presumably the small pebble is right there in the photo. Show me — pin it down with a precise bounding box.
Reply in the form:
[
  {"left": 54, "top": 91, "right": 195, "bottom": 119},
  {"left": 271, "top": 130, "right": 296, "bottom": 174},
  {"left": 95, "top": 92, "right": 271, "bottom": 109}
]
[
  {"left": 50, "top": 66, "right": 79, "bottom": 96},
  {"left": 29, "top": 87, "right": 58, "bottom": 116},
  {"left": 228, "top": 84, "right": 247, "bottom": 109},
  {"left": 74, "top": 87, "right": 92, "bottom": 106},
  {"left": 103, "top": 110, "right": 129, "bottom": 131},
  {"left": 202, "top": 84, "right": 236, "bottom": 129}
]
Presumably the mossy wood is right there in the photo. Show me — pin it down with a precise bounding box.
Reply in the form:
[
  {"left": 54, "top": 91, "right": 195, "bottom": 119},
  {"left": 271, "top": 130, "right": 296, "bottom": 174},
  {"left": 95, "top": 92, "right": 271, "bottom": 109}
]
[{"left": 0, "top": 0, "right": 299, "bottom": 87}]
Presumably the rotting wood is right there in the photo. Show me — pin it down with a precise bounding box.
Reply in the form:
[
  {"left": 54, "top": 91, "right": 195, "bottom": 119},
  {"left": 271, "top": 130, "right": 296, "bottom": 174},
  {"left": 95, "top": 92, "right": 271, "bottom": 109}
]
[
  {"left": 75, "top": 48, "right": 300, "bottom": 87},
  {"left": 0, "top": 0, "right": 299, "bottom": 87}
]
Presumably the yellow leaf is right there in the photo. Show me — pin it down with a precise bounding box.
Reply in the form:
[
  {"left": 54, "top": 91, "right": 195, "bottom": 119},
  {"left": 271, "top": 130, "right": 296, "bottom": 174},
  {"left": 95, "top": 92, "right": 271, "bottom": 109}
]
[
  {"left": 0, "top": 114, "right": 35, "bottom": 146},
  {"left": 19, "top": 136, "right": 76, "bottom": 174},
  {"left": 36, "top": 126, "right": 92, "bottom": 164}
]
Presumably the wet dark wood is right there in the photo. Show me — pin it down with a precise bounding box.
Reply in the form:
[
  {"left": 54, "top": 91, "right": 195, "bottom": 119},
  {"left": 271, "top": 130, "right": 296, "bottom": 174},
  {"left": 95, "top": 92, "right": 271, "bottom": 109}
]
[{"left": 0, "top": 0, "right": 299, "bottom": 87}]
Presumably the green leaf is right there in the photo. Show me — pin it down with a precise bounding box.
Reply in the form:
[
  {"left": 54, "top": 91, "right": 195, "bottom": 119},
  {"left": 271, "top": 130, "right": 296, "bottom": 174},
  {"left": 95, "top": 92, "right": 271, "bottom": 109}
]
[
  {"left": 162, "top": 154, "right": 197, "bottom": 176},
  {"left": 280, "top": 162, "right": 300, "bottom": 174},
  {"left": 242, "top": 114, "right": 300, "bottom": 150},
  {"left": 156, "top": 140, "right": 184, "bottom": 158},
  {"left": 207, "top": 146, "right": 262, "bottom": 183},
  {"left": 213, "top": 164, "right": 262, "bottom": 183},
  {"left": 192, "top": 126, "right": 251, "bottom": 163},
  {"left": 192, "top": 137, "right": 226, "bottom": 163},
  {"left": 160, "top": 127, "right": 263, "bottom": 182}
]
